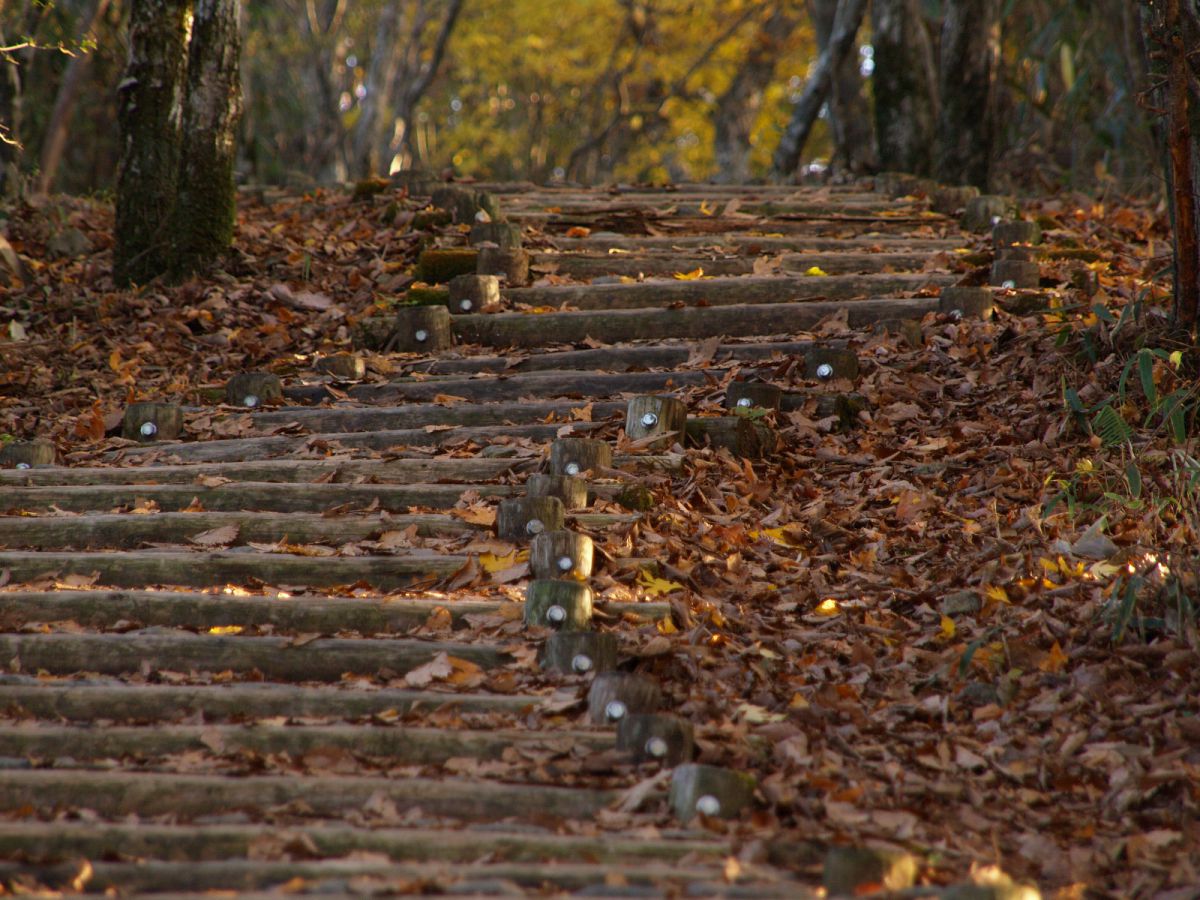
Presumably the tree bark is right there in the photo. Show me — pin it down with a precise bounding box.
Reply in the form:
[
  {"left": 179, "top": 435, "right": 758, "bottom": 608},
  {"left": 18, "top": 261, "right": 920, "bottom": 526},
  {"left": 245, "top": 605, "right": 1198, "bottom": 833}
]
[
  {"left": 870, "top": 0, "right": 938, "bottom": 176},
  {"left": 809, "top": 0, "right": 875, "bottom": 175},
  {"left": 770, "top": 0, "right": 868, "bottom": 178},
  {"left": 934, "top": 0, "right": 1000, "bottom": 189},
  {"left": 113, "top": 0, "right": 190, "bottom": 286},
  {"left": 348, "top": 1, "right": 402, "bottom": 177},
  {"left": 713, "top": 5, "right": 799, "bottom": 183},
  {"left": 0, "top": 18, "right": 23, "bottom": 197},
  {"left": 171, "top": 0, "right": 242, "bottom": 278}
]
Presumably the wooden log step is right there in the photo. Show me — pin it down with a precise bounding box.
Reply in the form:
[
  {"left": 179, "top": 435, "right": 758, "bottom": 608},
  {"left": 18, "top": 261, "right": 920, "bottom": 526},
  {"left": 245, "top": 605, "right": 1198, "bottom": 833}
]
[
  {"left": 523, "top": 214, "right": 940, "bottom": 235},
  {"left": 0, "top": 723, "right": 610, "bottom": 764},
  {"left": 0, "top": 589, "right": 668, "bottom": 633},
  {"left": 0, "top": 680, "right": 547, "bottom": 722},
  {"left": 532, "top": 250, "right": 944, "bottom": 278},
  {"left": 0, "top": 821, "right": 729, "bottom": 867},
  {"left": 502, "top": 273, "right": 952, "bottom": 310},
  {"left": 0, "top": 548, "right": 466, "bottom": 592},
  {"left": 1, "top": 456, "right": 530, "bottom": 487},
  {"left": 0, "top": 858, "right": 794, "bottom": 895},
  {"left": 237, "top": 399, "right": 626, "bottom": 434},
  {"left": 0, "top": 482, "right": 516, "bottom": 514},
  {"left": 442, "top": 299, "right": 940, "bottom": 350},
  {"left": 0, "top": 509, "right": 636, "bottom": 551},
  {"left": 0, "top": 769, "right": 618, "bottom": 823},
  {"left": 0, "top": 631, "right": 511, "bottom": 681},
  {"left": 558, "top": 234, "right": 963, "bottom": 253},
  {"left": 402, "top": 339, "right": 851, "bottom": 376}
]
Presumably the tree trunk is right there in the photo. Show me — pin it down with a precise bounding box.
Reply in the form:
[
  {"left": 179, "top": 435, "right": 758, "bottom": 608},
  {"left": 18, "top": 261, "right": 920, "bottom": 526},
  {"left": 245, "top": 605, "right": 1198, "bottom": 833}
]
[
  {"left": 34, "top": 0, "right": 113, "bottom": 195},
  {"left": 170, "top": 0, "right": 242, "bottom": 278},
  {"left": 0, "top": 19, "right": 21, "bottom": 198},
  {"left": 712, "top": 6, "right": 799, "bottom": 183},
  {"left": 771, "top": 0, "right": 869, "bottom": 177},
  {"left": 870, "top": 0, "right": 938, "bottom": 176},
  {"left": 934, "top": 0, "right": 1000, "bottom": 189},
  {"left": 114, "top": 0, "right": 190, "bottom": 286},
  {"left": 809, "top": 0, "right": 875, "bottom": 175},
  {"left": 349, "top": 2, "right": 402, "bottom": 178}
]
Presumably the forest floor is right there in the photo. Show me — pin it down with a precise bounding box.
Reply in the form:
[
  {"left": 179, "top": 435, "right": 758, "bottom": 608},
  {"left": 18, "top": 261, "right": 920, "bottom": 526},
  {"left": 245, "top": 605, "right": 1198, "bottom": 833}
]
[{"left": 0, "top": 181, "right": 1197, "bottom": 898}]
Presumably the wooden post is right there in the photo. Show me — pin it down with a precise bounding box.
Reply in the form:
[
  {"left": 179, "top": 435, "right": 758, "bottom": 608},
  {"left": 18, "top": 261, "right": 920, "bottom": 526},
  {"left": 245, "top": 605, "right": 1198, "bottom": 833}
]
[
  {"left": 495, "top": 496, "right": 565, "bottom": 540},
  {"left": 530, "top": 530, "right": 594, "bottom": 580},
  {"left": 823, "top": 847, "right": 918, "bottom": 895},
  {"left": 224, "top": 373, "right": 283, "bottom": 408},
  {"left": 962, "top": 195, "right": 1016, "bottom": 232},
  {"left": 616, "top": 714, "right": 694, "bottom": 766},
  {"left": 477, "top": 246, "right": 530, "bottom": 287},
  {"left": 685, "top": 416, "right": 777, "bottom": 458},
  {"left": 725, "top": 382, "right": 782, "bottom": 412},
  {"left": 122, "top": 403, "right": 183, "bottom": 442},
  {"left": 469, "top": 222, "right": 522, "bottom": 249},
  {"left": 587, "top": 672, "right": 662, "bottom": 725},
  {"left": 415, "top": 248, "right": 479, "bottom": 284},
  {"left": 385, "top": 306, "right": 453, "bottom": 353},
  {"left": 540, "top": 631, "right": 618, "bottom": 674},
  {"left": 432, "top": 187, "right": 501, "bottom": 224},
  {"left": 991, "top": 259, "right": 1040, "bottom": 289},
  {"left": 447, "top": 274, "right": 500, "bottom": 314},
  {"left": 625, "top": 396, "right": 686, "bottom": 448},
  {"left": 549, "top": 439, "right": 612, "bottom": 477},
  {"left": 524, "top": 580, "right": 593, "bottom": 630},
  {"left": 526, "top": 474, "right": 588, "bottom": 510},
  {"left": 930, "top": 184, "right": 979, "bottom": 215},
  {"left": 805, "top": 348, "right": 859, "bottom": 381},
  {"left": 315, "top": 354, "right": 367, "bottom": 380},
  {"left": 992, "top": 220, "right": 1041, "bottom": 248},
  {"left": 938, "top": 287, "right": 994, "bottom": 320},
  {"left": 0, "top": 441, "right": 57, "bottom": 468},
  {"left": 668, "top": 764, "right": 756, "bottom": 823}
]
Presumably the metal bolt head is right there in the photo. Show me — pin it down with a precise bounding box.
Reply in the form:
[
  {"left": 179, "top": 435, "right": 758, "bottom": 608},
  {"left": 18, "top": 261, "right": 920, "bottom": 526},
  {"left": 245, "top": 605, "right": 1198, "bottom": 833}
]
[
  {"left": 991, "top": 215, "right": 1002, "bottom": 225},
  {"left": 139, "top": 422, "right": 157, "bottom": 437},
  {"left": 243, "top": 394, "right": 259, "bottom": 408},
  {"left": 414, "top": 329, "right": 429, "bottom": 342},
  {"left": 605, "top": 700, "right": 627, "bottom": 722},
  {"left": 557, "top": 555, "right": 574, "bottom": 572},
  {"left": 645, "top": 736, "right": 669, "bottom": 758},
  {"left": 949, "top": 309, "right": 963, "bottom": 321},
  {"left": 571, "top": 653, "right": 593, "bottom": 673},
  {"left": 460, "top": 299, "right": 473, "bottom": 311},
  {"left": 696, "top": 794, "right": 721, "bottom": 816},
  {"left": 816, "top": 363, "right": 834, "bottom": 380},
  {"left": 546, "top": 604, "right": 567, "bottom": 624},
  {"left": 1001, "top": 280, "right": 1016, "bottom": 290},
  {"left": 639, "top": 412, "right": 659, "bottom": 428},
  {"left": 564, "top": 462, "right": 581, "bottom": 476},
  {"left": 736, "top": 397, "right": 753, "bottom": 408},
  {"left": 15, "top": 462, "right": 30, "bottom": 470},
  {"left": 526, "top": 518, "right": 545, "bottom": 536}
]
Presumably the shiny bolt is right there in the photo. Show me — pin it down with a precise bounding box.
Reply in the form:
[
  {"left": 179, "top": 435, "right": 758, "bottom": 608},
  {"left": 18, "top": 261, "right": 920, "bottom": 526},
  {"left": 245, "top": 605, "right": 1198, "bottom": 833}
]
[
  {"left": 546, "top": 604, "right": 567, "bottom": 624},
  {"left": 139, "top": 422, "right": 157, "bottom": 438},
  {"left": 526, "top": 518, "right": 545, "bottom": 535},
  {"left": 639, "top": 412, "right": 658, "bottom": 428},
  {"left": 460, "top": 299, "right": 473, "bottom": 311},
  {"left": 696, "top": 794, "right": 721, "bottom": 816},
  {"left": 605, "top": 700, "right": 627, "bottom": 721},
  {"left": 1001, "top": 280, "right": 1016, "bottom": 290},
  {"left": 991, "top": 215, "right": 1002, "bottom": 225},
  {"left": 243, "top": 394, "right": 259, "bottom": 408},
  {"left": 15, "top": 462, "right": 31, "bottom": 470},
  {"left": 557, "top": 555, "right": 574, "bottom": 572},
  {"left": 949, "top": 309, "right": 963, "bottom": 321},
  {"left": 414, "top": 329, "right": 429, "bottom": 342},
  {"left": 816, "top": 363, "right": 834, "bottom": 380},
  {"left": 571, "top": 653, "right": 593, "bottom": 673},
  {"left": 736, "top": 397, "right": 753, "bottom": 408},
  {"left": 645, "top": 737, "right": 669, "bottom": 758},
  {"left": 564, "top": 462, "right": 581, "bottom": 476}
]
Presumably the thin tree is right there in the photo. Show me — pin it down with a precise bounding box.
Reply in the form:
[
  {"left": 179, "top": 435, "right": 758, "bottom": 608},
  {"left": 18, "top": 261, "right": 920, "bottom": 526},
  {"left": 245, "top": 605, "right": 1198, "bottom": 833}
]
[
  {"left": 808, "top": 0, "right": 874, "bottom": 176},
  {"left": 934, "top": 0, "right": 1000, "bottom": 190},
  {"left": 870, "top": 0, "right": 937, "bottom": 176}
]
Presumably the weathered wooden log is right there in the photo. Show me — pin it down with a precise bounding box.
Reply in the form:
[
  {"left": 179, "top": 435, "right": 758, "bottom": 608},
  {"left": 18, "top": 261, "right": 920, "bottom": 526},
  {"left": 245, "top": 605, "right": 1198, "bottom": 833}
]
[
  {"left": 996, "top": 243, "right": 1036, "bottom": 261},
  {"left": 962, "top": 195, "right": 1017, "bottom": 232},
  {"left": 448, "top": 299, "right": 941, "bottom": 349},
  {"left": 478, "top": 246, "right": 531, "bottom": 286},
  {"left": 0, "top": 440, "right": 57, "bottom": 468},
  {"left": 823, "top": 846, "right": 918, "bottom": 896},
  {"left": 686, "top": 416, "right": 778, "bottom": 458},
  {"left": 0, "top": 631, "right": 510, "bottom": 681},
  {"left": 806, "top": 347, "right": 859, "bottom": 381},
  {"left": 224, "top": 373, "right": 283, "bottom": 408},
  {"left": 587, "top": 672, "right": 662, "bottom": 725},
  {"left": 384, "top": 304, "right": 453, "bottom": 353},
  {"left": 502, "top": 273, "right": 953, "bottom": 311},
  {"left": 550, "top": 438, "right": 612, "bottom": 477},
  {"left": 993, "top": 220, "right": 1041, "bottom": 247},
  {"left": 469, "top": 221, "right": 522, "bottom": 248},
  {"left": 0, "top": 548, "right": 464, "bottom": 591},
  {"left": 415, "top": 247, "right": 480, "bottom": 284},
  {"left": 432, "top": 186, "right": 501, "bottom": 224},
  {"left": 668, "top": 764, "right": 756, "bottom": 823},
  {"left": 0, "top": 723, "right": 607, "bottom": 765},
  {"left": 447, "top": 274, "right": 501, "bottom": 314},
  {"left": 315, "top": 353, "right": 367, "bottom": 380},
  {"left": 725, "top": 382, "right": 782, "bottom": 412},
  {"left": 0, "top": 481, "right": 515, "bottom": 514},
  {"left": 938, "top": 287, "right": 994, "bottom": 320},
  {"left": 530, "top": 530, "right": 594, "bottom": 580},
  {"left": 524, "top": 579, "right": 593, "bottom": 630},
  {"left": 540, "top": 631, "right": 618, "bottom": 675},
  {"left": 526, "top": 473, "right": 588, "bottom": 509},
  {"left": 562, "top": 234, "right": 963, "bottom": 253},
  {"left": 535, "top": 250, "right": 942, "bottom": 280},
  {"left": 122, "top": 402, "right": 183, "bottom": 442},
  {"left": 0, "top": 769, "right": 613, "bottom": 824},
  {"left": 625, "top": 396, "right": 686, "bottom": 447},
  {"left": 930, "top": 184, "right": 979, "bottom": 215},
  {"left": 991, "top": 259, "right": 1040, "bottom": 289},
  {"left": 496, "top": 496, "right": 565, "bottom": 540},
  {"left": 616, "top": 714, "right": 695, "bottom": 766}
]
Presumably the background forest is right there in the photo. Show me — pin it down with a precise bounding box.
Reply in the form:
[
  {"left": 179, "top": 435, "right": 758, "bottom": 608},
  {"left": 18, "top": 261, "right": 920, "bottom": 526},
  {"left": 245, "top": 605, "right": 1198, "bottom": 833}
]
[{"left": 0, "top": 0, "right": 1161, "bottom": 196}]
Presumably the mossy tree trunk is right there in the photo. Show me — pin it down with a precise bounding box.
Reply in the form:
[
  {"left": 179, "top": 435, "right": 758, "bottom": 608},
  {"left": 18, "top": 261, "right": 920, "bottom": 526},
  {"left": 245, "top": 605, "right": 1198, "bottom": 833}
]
[
  {"left": 810, "top": 0, "right": 876, "bottom": 176},
  {"left": 171, "top": 0, "right": 242, "bottom": 278},
  {"left": 870, "top": 0, "right": 938, "bottom": 176},
  {"left": 113, "top": 0, "right": 190, "bottom": 285},
  {"left": 934, "top": 0, "right": 1000, "bottom": 190}
]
